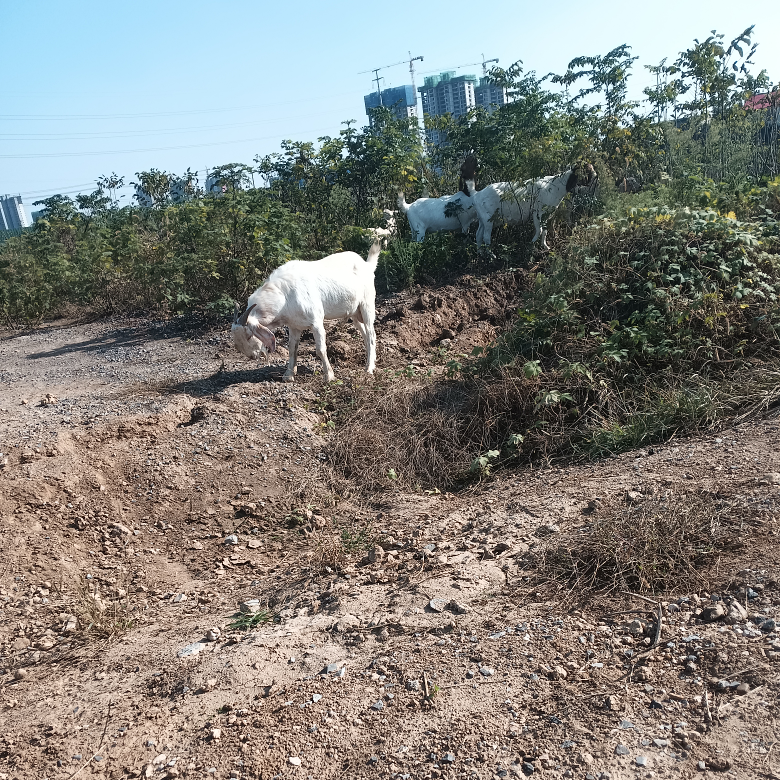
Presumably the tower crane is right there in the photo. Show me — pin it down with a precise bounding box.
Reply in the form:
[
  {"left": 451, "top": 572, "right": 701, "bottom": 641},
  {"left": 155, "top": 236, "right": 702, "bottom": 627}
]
[{"left": 358, "top": 54, "right": 424, "bottom": 106}]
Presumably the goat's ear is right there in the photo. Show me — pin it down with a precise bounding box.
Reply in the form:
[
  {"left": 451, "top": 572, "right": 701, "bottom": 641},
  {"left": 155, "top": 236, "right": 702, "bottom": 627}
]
[
  {"left": 566, "top": 171, "right": 578, "bottom": 192},
  {"left": 233, "top": 302, "right": 241, "bottom": 323},
  {"left": 248, "top": 323, "right": 276, "bottom": 353}
]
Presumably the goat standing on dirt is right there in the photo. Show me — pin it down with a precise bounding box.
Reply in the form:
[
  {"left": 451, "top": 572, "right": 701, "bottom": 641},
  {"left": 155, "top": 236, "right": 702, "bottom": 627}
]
[
  {"left": 232, "top": 242, "right": 380, "bottom": 382},
  {"left": 472, "top": 169, "right": 580, "bottom": 249}
]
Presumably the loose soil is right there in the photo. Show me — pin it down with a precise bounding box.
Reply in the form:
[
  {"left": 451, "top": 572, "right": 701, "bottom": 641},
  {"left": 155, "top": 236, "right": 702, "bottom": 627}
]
[{"left": 0, "top": 278, "right": 778, "bottom": 780}]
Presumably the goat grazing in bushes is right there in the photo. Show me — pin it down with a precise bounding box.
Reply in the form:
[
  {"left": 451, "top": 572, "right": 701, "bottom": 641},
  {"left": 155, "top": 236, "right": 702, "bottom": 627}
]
[{"left": 472, "top": 167, "right": 592, "bottom": 249}]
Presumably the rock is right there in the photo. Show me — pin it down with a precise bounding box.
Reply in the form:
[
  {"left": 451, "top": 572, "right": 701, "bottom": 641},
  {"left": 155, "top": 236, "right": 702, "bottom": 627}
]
[
  {"left": 760, "top": 472, "right": 780, "bottom": 484},
  {"left": 13, "top": 668, "right": 28, "bottom": 680},
  {"left": 653, "top": 739, "right": 669, "bottom": 748},
  {"left": 705, "top": 757, "right": 732, "bottom": 771},
  {"left": 428, "top": 598, "right": 448, "bottom": 613},
  {"left": 521, "top": 762, "right": 535, "bottom": 775},
  {"left": 493, "top": 541, "right": 512, "bottom": 555},
  {"left": 370, "top": 700, "right": 385, "bottom": 711},
  {"left": 205, "top": 678, "right": 217, "bottom": 691},
  {"left": 626, "top": 490, "right": 643, "bottom": 503},
  {"left": 64, "top": 616, "right": 78, "bottom": 633},
  {"left": 210, "top": 728, "right": 221, "bottom": 740},
  {"left": 549, "top": 666, "right": 567, "bottom": 681},
  {"left": 760, "top": 618, "right": 777, "bottom": 633},
  {"left": 327, "top": 340, "right": 351, "bottom": 360},
  {"left": 635, "top": 666, "right": 652, "bottom": 681},
  {"left": 406, "top": 680, "right": 421, "bottom": 691},
  {"left": 323, "top": 661, "right": 346, "bottom": 675},
  {"left": 172, "top": 594, "right": 187, "bottom": 603},
  {"left": 447, "top": 599, "right": 469, "bottom": 614},
  {"left": 620, "top": 719, "right": 634, "bottom": 730},
  {"left": 312, "top": 694, "right": 322, "bottom": 703},
  {"left": 334, "top": 614, "right": 360, "bottom": 633},
  {"left": 700, "top": 603, "right": 726, "bottom": 622},
  {"left": 240, "top": 600, "right": 262, "bottom": 614},
  {"left": 736, "top": 682, "right": 749, "bottom": 695},
  {"left": 727, "top": 600, "right": 748, "bottom": 622},
  {"left": 177, "top": 642, "right": 205, "bottom": 659},
  {"left": 204, "top": 628, "right": 221, "bottom": 641},
  {"left": 615, "top": 745, "right": 629, "bottom": 756},
  {"left": 442, "top": 752, "right": 455, "bottom": 763},
  {"left": 39, "top": 394, "right": 58, "bottom": 406},
  {"left": 367, "top": 545, "right": 384, "bottom": 563},
  {"left": 12, "top": 637, "right": 30, "bottom": 651},
  {"left": 110, "top": 522, "right": 132, "bottom": 536},
  {"left": 223, "top": 535, "right": 238, "bottom": 545},
  {"left": 635, "top": 756, "right": 648, "bottom": 767},
  {"left": 479, "top": 666, "right": 495, "bottom": 677},
  {"left": 37, "top": 638, "right": 55, "bottom": 650},
  {"left": 288, "top": 757, "right": 301, "bottom": 767}
]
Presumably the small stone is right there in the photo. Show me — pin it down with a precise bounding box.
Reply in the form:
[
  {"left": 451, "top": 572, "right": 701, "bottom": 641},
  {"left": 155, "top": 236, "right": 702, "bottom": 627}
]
[
  {"left": 367, "top": 545, "right": 385, "bottom": 563},
  {"left": 697, "top": 760, "right": 707, "bottom": 770},
  {"left": 240, "top": 600, "right": 261, "bottom": 614},
  {"left": 177, "top": 642, "right": 205, "bottom": 658},
  {"left": 288, "top": 756, "right": 301, "bottom": 766},
  {"left": 12, "top": 637, "right": 30, "bottom": 651},
  {"left": 428, "top": 598, "right": 448, "bottom": 613},
  {"left": 311, "top": 694, "right": 322, "bottom": 702},
  {"left": 447, "top": 599, "right": 469, "bottom": 614},
  {"left": 635, "top": 756, "right": 648, "bottom": 767},
  {"left": 759, "top": 618, "right": 776, "bottom": 633},
  {"left": 370, "top": 700, "right": 385, "bottom": 711},
  {"left": 13, "top": 668, "right": 28, "bottom": 681},
  {"left": 700, "top": 604, "right": 726, "bottom": 622},
  {"left": 550, "top": 665, "right": 567, "bottom": 681},
  {"left": 736, "top": 682, "right": 749, "bottom": 695},
  {"left": 211, "top": 728, "right": 221, "bottom": 740},
  {"left": 705, "top": 757, "right": 732, "bottom": 771},
  {"left": 534, "top": 524, "right": 559, "bottom": 537},
  {"left": 406, "top": 680, "right": 421, "bottom": 691},
  {"left": 442, "top": 753, "right": 455, "bottom": 763},
  {"left": 615, "top": 745, "right": 629, "bottom": 756},
  {"left": 334, "top": 614, "right": 360, "bottom": 633},
  {"left": 522, "top": 762, "right": 535, "bottom": 776},
  {"left": 479, "top": 666, "right": 495, "bottom": 677},
  {"left": 620, "top": 719, "right": 634, "bottom": 729},
  {"left": 172, "top": 593, "right": 187, "bottom": 603},
  {"left": 324, "top": 661, "right": 346, "bottom": 675},
  {"left": 223, "top": 535, "right": 238, "bottom": 545},
  {"left": 653, "top": 739, "right": 669, "bottom": 748},
  {"left": 205, "top": 678, "right": 217, "bottom": 691},
  {"left": 204, "top": 628, "right": 221, "bottom": 641}
]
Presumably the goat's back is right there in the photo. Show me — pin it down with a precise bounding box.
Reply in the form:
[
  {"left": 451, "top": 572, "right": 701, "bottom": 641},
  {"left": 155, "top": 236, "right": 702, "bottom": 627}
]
[{"left": 255, "top": 252, "right": 376, "bottom": 326}]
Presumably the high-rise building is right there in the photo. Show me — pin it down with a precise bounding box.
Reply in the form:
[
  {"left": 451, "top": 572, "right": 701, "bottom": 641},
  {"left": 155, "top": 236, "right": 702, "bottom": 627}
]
[
  {"left": 0, "top": 195, "right": 31, "bottom": 231},
  {"left": 418, "top": 72, "right": 478, "bottom": 145},
  {"left": 364, "top": 85, "right": 418, "bottom": 123},
  {"left": 475, "top": 77, "right": 508, "bottom": 113}
]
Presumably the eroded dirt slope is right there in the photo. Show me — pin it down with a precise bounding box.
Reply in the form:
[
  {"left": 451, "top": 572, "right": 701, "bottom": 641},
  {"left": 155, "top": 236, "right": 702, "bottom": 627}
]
[{"left": 0, "top": 289, "right": 778, "bottom": 780}]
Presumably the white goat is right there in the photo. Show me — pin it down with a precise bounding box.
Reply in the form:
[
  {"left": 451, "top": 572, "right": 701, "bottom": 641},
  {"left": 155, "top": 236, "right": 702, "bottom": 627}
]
[
  {"left": 397, "top": 182, "right": 477, "bottom": 242},
  {"left": 472, "top": 170, "right": 578, "bottom": 248},
  {"left": 232, "top": 242, "right": 380, "bottom": 382},
  {"left": 365, "top": 209, "right": 397, "bottom": 246}
]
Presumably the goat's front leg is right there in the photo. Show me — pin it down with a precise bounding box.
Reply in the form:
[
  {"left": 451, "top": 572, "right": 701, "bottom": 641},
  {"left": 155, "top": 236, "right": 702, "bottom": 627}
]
[
  {"left": 283, "top": 327, "right": 302, "bottom": 382},
  {"left": 530, "top": 210, "right": 543, "bottom": 244},
  {"left": 355, "top": 305, "right": 376, "bottom": 374},
  {"left": 311, "top": 323, "right": 336, "bottom": 382}
]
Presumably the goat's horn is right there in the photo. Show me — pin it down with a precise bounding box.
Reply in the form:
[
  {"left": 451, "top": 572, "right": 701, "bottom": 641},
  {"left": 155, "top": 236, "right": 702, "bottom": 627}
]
[{"left": 237, "top": 303, "right": 257, "bottom": 327}]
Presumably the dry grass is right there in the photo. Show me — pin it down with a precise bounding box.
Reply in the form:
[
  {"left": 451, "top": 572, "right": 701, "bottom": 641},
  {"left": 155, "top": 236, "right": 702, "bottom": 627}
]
[
  {"left": 536, "top": 490, "right": 733, "bottom": 594},
  {"left": 72, "top": 578, "right": 135, "bottom": 641}
]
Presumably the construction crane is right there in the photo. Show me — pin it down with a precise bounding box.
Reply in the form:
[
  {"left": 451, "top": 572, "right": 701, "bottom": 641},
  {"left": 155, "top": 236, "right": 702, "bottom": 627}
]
[
  {"left": 421, "top": 55, "right": 499, "bottom": 79},
  {"left": 358, "top": 53, "right": 424, "bottom": 107}
]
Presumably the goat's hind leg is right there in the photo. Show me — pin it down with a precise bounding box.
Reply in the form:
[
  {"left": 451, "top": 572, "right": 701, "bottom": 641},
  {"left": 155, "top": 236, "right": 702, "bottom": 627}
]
[
  {"left": 354, "top": 305, "right": 376, "bottom": 374},
  {"left": 311, "top": 322, "right": 336, "bottom": 382}
]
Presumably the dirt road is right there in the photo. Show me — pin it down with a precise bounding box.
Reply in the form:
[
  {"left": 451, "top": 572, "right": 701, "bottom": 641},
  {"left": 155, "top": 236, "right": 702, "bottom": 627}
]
[{"left": 0, "top": 304, "right": 778, "bottom": 780}]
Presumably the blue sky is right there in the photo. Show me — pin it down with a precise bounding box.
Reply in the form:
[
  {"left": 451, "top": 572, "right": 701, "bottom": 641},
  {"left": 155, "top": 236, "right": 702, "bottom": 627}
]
[{"left": 2, "top": 0, "right": 779, "bottom": 216}]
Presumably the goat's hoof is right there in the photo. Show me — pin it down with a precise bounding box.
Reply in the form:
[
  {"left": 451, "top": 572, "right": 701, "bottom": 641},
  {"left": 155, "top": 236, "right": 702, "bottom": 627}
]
[{"left": 282, "top": 372, "right": 295, "bottom": 383}]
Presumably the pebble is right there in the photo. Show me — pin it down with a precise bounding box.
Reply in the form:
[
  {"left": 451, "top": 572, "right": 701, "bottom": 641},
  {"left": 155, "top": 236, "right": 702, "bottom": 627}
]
[
  {"left": 224, "top": 535, "right": 239, "bottom": 545},
  {"left": 312, "top": 694, "right": 322, "bottom": 703},
  {"left": 13, "top": 668, "right": 29, "bottom": 680},
  {"left": 653, "top": 739, "right": 669, "bottom": 748},
  {"left": 324, "top": 662, "right": 346, "bottom": 675},
  {"left": 635, "top": 756, "right": 648, "bottom": 767},
  {"left": 240, "top": 600, "right": 261, "bottom": 614},
  {"left": 447, "top": 599, "right": 469, "bottom": 614},
  {"left": 760, "top": 618, "right": 776, "bottom": 633},
  {"left": 615, "top": 745, "right": 629, "bottom": 756},
  {"left": 406, "top": 680, "right": 421, "bottom": 691},
  {"left": 177, "top": 642, "right": 205, "bottom": 658},
  {"left": 211, "top": 728, "right": 221, "bottom": 740},
  {"left": 522, "top": 762, "right": 535, "bottom": 775},
  {"left": 204, "top": 628, "right": 221, "bottom": 642},
  {"left": 736, "top": 682, "right": 750, "bottom": 695},
  {"left": 620, "top": 720, "right": 634, "bottom": 730},
  {"left": 428, "top": 598, "right": 448, "bottom": 613},
  {"left": 288, "top": 756, "right": 301, "bottom": 766},
  {"left": 479, "top": 666, "right": 495, "bottom": 677},
  {"left": 370, "top": 700, "right": 384, "bottom": 711}
]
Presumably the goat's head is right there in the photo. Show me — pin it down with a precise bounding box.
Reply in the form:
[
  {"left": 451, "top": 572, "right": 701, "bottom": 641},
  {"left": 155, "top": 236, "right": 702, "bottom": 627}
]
[{"left": 231, "top": 302, "right": 277, "bottom": 359}]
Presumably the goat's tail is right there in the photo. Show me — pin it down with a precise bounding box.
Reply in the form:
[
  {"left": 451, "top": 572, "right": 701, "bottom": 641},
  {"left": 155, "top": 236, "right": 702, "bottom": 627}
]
[
  {"left": 396, "top": 190, "right": 410, "bottom": 215},
  {"left": 366, "top": 240, "right": 381, "bottom": 271}
]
